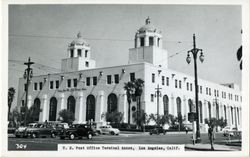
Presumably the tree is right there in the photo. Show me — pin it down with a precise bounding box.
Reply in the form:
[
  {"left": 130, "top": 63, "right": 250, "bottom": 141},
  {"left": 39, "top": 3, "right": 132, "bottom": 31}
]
[
  {"left": 132, "top": 109, "right": 147, "bottom": 131},
  {"left": 8, "top": 87, "right": 16, "bottom": 120},
  {"left": 58, "top": 109, "right": 75, "bottom": 124},
  {"left": 237, "top": 46, "right": 242, "bottom": 70},
  {"left": 26, "top": 105, "right": 42, "bottom": 123},
  {"left": 134, "top": 78, "right": 144, "bottom": 129},
  {"left": 103, "top": 111, "right": 124, "bottom": 128},
  {"left": 205, "top": 117, "right": 227, "bottom": 131},
  {"left": 148, "top": 114, "right": 171, "bottom": 127},
  {"left": 124, "top": 81, "right": 135, "bottom": 126}
]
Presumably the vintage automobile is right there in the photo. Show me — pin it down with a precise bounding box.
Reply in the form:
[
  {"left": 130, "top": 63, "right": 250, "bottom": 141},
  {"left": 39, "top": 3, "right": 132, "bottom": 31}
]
[
  {"left": 222, "top": 126, "right": 237, "bottom": 137},
  {"left": 59, "top": 124, "right": 95, "bottom": 140},
  {"left": 15, "top": 123, "right": 39, "bottom": 138},
  {"left": 149, "top": 126, "right": 167, "bottom": 135},
  {"left": 98, "top": 125, "right": 120, "bottom": 135},
  {"left": 25, "top": 123, "right": 57, "bottom": 138}
]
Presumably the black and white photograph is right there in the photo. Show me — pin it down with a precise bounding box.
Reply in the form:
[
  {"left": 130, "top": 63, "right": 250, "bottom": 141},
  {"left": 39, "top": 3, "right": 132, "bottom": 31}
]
[{"left": 1, "top": 0, "right": 249, "bottom": 156}]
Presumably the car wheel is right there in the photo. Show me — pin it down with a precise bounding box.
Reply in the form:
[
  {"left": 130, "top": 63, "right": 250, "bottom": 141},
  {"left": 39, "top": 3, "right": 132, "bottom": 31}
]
[
  {"left": 69, "top": 133, "right": 75, "bottom": 140},
  {"left": 31, "top": 133, "right": 37, "bottom": 138},
  {"left": 149, "top": 132, "right": 152, "bottom": 135},
  {"left": 87, "top": 133, "right": 93, "bottom": 139},
  {"left": 110, "top": 131, "right": 115, "bottom": 135},
  {"left": 51, "top": 133, "right": 56, "bottom": 138}
]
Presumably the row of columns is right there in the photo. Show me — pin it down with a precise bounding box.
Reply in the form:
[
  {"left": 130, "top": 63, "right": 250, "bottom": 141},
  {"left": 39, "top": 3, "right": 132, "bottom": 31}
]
[
  {"left": 135, "top": 35, "right": 162, "bottom": 48},
  {"left": 156, "top": 94, "right": 241, "bottom": 128},
  {"left": 36, "top": 90, "right": 127, "bottom": 123}
]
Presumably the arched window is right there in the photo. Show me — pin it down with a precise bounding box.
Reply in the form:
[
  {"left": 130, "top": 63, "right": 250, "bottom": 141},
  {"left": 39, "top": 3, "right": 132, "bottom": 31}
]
[
  {"left": 33, "top": 98, "right": 41, "bottom": 121},
  {"left": 208, "top": 102, "right": 211, "bottom": 120},
  {"left": 86, "top": 95, "right": 96, "bottom": 122},
  {"left": 188, "top": 99, "right": 193, "bottom": 113},
  {"left": 163, "top": 95, "right": 169, "bottom": 116},
  {"left": 176, "top": 97, "right": 182, "bottom": 117},
  {"left": 199, "top": 101, "right": 203, "bottom": 123},
  {"left": 67, "top": 96, "right": 76, "bottom": 115},
  {"left": 224, "top": 105, "right": 227, "bottom": 119},
  {"left": 149, "top": 36, "right": 154, "bottom": 46},
  {"left": 231, "top": 107, "right": 234, "bottom": 124},
  {"left": 49, "top": 97, "right": 57, "bottom": 121},
  {"left": 216, "top": 103, "right": 219, "bottom": 119},
  {"left": 107, "top": 93, "right": 118, "bottom": 113},
  {"left": 237, "top": 107, "right": 240, "bottom": 124}
]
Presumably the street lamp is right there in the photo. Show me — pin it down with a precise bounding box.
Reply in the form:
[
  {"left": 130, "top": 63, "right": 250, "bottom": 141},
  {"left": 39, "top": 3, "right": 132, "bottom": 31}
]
[
  {"left": 186, "top": 34, "right": 204, "bottom": 143},
  {"left": 23, "top": 57, "right": 34, "bottom": 126}
]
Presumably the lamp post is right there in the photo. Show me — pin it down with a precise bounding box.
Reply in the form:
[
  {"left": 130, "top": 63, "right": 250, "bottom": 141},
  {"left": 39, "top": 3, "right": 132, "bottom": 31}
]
[
  {"left": 23, "top": 57, "right": 34, "bottom": 126},
  {"left": 186, "top": 34, "right": 204, "bottom": 143}
]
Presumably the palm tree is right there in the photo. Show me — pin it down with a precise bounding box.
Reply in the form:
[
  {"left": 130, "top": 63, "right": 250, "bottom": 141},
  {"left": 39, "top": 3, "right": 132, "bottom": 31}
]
[
  {"left": 134, "top": 78, "right": 144, "bottom": 129},
  {"left": 124, "top": 81, "right": 135, "bottom": 126},
  {"left": 8, "top": 87, "right": 16, "bottom": 120},
  {"left": 237, "top": 45, "right": 242, "bottom": 70}
]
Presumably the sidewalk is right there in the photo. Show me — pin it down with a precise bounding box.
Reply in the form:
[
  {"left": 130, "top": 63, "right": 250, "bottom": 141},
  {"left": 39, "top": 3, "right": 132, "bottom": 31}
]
[{"left": 185, "top": 143, "right": 241, "bottom": 151}]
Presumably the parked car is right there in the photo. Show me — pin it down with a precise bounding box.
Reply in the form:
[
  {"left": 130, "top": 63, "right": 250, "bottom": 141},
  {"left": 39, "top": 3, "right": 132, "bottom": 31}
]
[
  {"left": 59, "top": 124, "right": 95, "bottom": 140},
  {"left": 98, "top": 125, "right": 120, "bottom": 135},
  {"left": 54, "top": 123, "right": 69, "bottom": 135},
  {"left": 149, "top": 126, "right": 166, "bottom": 135},
  {"left": 15, "top": 123, "right": 39, "bottom": 138},
  {"left": 25, "top": 123, "right": 57, "bottom": 138},
  {"left": 222, "top": 126, "right": 237, "bottom": 136}
]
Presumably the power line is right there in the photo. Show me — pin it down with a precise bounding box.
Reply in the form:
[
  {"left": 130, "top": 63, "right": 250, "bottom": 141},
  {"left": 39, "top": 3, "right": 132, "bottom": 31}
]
[{"left": 9, "top": 34, "right": 191, "bottom": 44}]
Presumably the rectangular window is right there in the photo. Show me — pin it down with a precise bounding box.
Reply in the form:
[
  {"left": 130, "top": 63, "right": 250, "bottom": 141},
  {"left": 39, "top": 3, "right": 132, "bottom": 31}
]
[
  {"left": 187, "top": 82, "right": 189, "bottom": 90},
  {"left": 157, "top": 38, "right": 160, "bottom": 47},
  {"left": 39, "top": 82, "right": 43, "bottom": 90},
  {"left": 209, "top": 88, "right": 211, "bottom": 95},
  {"left": 214, "top": 89, "right": 216, "bottom": 97},
  {"left": 140, "top": 37, "right": 144, "bottom": 46},
  {"left": 86, "top": 77, "right": 90, "bottom": 86},
  {"left": 50, "top": 81, "right": 53, "bottom": 89},
  {"left": 152, "top": 73, "right": 155, "bottom": 83},
  {"left": 149, "top": 37, "right": 154, "bottom": 46},
  {"left": 114, "top": 74, "right": 119, "bottom": 84},
  {"left": 77, "top": 49, "right": 82, "bottom": 57},
  {"left": 130, "top": 73, "right": 135, "bottom": 82},
  {"left": 151, "top": 94, "right": 154, "bottom": 102},
  {"left": 85, "top": 61, "right": 89, "bottom": 67},
  {"left": 166, "top": 77, "right": 169, "bottom": 86},
  {"left": 200, "top": 86, "right": 202, "bottom": 94},
  {"left": 21, "top": 100, "right": 25, "bottom": 107},
  {"left": 70, "top": 49, "right": 74, "bottom": 58},
  {"left": 55, "top": 80, "right": 59, "bottom": 89},
  {"left": 206, "top": 87, "right": 208, "bottom": 95},
  {"left": 190, "top": 83, "right": 193, "bottom": 91},
  {"left": 175, "top": 79, "right": 178, "bottom": 88},
  {"left": 85, "top": 50, "right": 88, "bottom": 58},
  {"left": 93, "top": 77, "right": 97, "bottom": 85},
  {"left": 162, "top": 76, "right": 165, "bottom": 85},
  {"left": 73, "top": 78, "right": 77, "bottom": 87},
  {"left": 179, "top": 80, "right": 181, "bottom": 89},
  {"left": 67, "top": 79, "right": 71, "bottom": 88},
  {"left": 34, "top": 82, "right": 37, "bottom": 91},
  {"left": 217, "top": 90, "right": 219, "bottom": 97},
  {"left": 107, "top": 75, "right": 112, "bottom": 84},
  {"left": 24, "top": 83, "right": 27, "bottom": 91}
]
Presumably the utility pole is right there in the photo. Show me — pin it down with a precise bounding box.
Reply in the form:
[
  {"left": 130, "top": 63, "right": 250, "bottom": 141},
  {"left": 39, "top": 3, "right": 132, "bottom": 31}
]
[
  {"left": 23, "top": 57, "right": 34, "bottom": 126},
  {"left": 155, "top": 84, "right": 162, "bottom": 117}
]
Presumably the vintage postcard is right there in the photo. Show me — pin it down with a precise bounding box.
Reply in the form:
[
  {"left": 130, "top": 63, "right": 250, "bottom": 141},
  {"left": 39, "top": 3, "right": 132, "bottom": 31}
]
[{"left": 1, "top": 0, "right": 249, "bottom": 157}]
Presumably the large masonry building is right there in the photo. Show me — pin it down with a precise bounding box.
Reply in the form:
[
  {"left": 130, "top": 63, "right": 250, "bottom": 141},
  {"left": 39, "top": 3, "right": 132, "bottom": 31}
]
[{"left": 17, "top": 18, "right": 242, "bottom": 131}]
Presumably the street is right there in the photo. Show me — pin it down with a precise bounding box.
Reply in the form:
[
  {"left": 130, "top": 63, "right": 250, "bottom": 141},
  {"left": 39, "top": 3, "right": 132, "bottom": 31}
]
[{"left": 8, "top": 132, "right": 240, "bottom": 151}]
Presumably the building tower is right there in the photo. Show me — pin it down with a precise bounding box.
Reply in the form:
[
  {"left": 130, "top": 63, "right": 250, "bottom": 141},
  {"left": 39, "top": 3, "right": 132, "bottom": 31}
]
[
  {"left": 128, "top": 17, "right": 168, "bottom": 68},
  {"left": 61, "top": 32, "right": 96, "bottom": 72}
]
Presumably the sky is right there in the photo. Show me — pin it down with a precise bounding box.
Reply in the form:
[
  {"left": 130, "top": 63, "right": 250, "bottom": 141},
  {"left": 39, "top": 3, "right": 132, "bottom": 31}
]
[{"left": 8, "top": 4, "right": 242, "bottom": 109}]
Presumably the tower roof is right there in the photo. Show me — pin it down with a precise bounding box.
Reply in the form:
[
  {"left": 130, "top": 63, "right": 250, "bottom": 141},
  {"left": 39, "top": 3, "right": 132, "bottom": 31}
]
[
  {"left": 138, "top": 17, "right": 159, "bottom": 33},
  {"left": 70, "top": 32, "right": 89, "bottom": 46}
]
